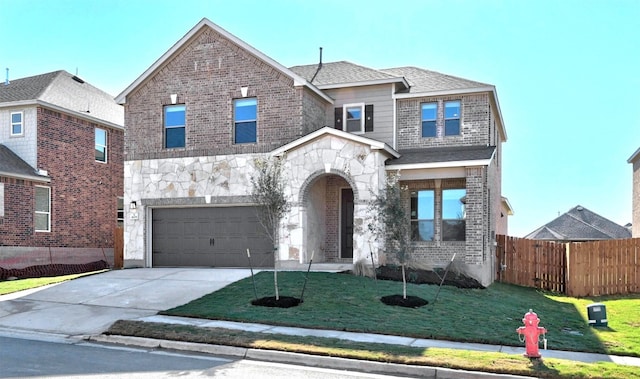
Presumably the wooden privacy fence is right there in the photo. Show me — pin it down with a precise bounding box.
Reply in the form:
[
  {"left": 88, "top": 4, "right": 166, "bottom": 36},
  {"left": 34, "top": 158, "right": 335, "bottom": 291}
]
[{"left": 496, "top": 235, "right": 640, "bottom": 297}]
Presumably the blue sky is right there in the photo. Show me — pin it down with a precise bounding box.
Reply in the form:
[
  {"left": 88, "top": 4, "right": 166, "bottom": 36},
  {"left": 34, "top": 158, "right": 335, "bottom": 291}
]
[{"left": 2, "top": 0, "right": 639, "bottom": 237}]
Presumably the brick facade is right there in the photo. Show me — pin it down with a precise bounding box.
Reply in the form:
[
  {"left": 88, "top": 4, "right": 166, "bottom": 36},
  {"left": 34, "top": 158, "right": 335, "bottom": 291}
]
[
  {"left": 0, "top": 107, "right": 123, "bottom": 249},
  {"left": 396, "top": 93, "right": 491, "bottom": 150},
  {"left": 124, "top": 28, "right": 327, "bottom": 162}
]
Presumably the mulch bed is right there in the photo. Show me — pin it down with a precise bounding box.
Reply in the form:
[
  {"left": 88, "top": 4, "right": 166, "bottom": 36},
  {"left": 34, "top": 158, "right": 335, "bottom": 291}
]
[
  {"left": 380, "top": 294, "right": 429, "bottom": 308},
  {"left": 251, "top": 296, "right": 302, "bottom": 308},
  {"left": 376, "top": 265, "right": 484, "bottom": 289},
  {"left": 0, "top": 260, "right": 109, "bottom": 281}
]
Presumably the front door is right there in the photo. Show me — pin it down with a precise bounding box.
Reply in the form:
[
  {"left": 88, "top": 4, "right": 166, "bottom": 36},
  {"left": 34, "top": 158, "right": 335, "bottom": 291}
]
[{"left": 340, "top": 188, "right": 354, "bottom": 259}]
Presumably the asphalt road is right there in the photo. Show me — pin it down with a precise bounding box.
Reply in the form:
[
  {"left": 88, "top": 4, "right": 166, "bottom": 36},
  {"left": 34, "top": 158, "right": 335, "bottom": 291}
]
[{"left": 0, "top": 337, "right": 414, "bottom": 379}]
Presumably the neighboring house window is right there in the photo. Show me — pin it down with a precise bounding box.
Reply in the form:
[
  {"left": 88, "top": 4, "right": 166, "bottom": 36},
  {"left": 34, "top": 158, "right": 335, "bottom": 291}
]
[
  {"left": 442, "top": 188, "right": 466, "bottom": 241},
  {"left": 421, "top": 103, "right": 437, "bottom": 138},
  {"left": 164, "top": 104, "right": 186, "bottom": 148},
  {"left": 410, "top": 190, "right": 434, "bottom": 241},
  {"left": 35, "top": 186, "right": 51, "bottom": 232},
  {"left": 117, "top": 197, "right": 124, "bottom": 226},
  {"left": 234, "top": 98, "right": 257, "bottom": 144},
  {"left": 11, "top": 111, "right": 23, "bottom": 136},
  {"left": 444, "top": 100, "right": 461, "bottom": 136},
  {"left": 95, "top": 128, "right": 107, "bottom": 162}
]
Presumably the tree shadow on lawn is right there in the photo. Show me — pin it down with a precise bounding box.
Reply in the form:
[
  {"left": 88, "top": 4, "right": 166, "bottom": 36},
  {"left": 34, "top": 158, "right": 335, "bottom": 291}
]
[{"left": 160, "top": 271, "right": 611, "bottom": 355}]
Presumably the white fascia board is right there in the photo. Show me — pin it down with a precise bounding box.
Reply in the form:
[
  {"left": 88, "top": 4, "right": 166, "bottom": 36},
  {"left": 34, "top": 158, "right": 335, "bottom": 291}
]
[
  {"left": 386, "top": 158, "right": 492, "bottom": 170},
  {"left": 393, "top": 85, "right": 507, "bottom": 142},
  {"left": 628, "top": 147, "right": 640, "bottom": 163},
  {"left": 317, "top": 77, "right": 409, "bottom": 90},
  {"left": 115, "top": 18, "right": 332, "bottom": 105},
  {"left": 501, "top": 196, "right": 514, "bottom": 215},
  {"left": 271, "top": 127, "right": 399, "bottom": 158},
  {"left": 0, "top": 100, "right": 39, "bottom": 108},
  {"left": 0, "top": 170, "right": 51, "bottom": 183},
  {"left": 391, "top": 166, "right": 466, "bottom": 180},
  {"left": 37, "top": 101, "right": 124, "bottom": 130}
]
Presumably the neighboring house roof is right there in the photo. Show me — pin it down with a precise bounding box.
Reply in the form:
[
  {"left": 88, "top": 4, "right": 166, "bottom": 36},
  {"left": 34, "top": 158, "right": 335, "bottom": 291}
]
[
  {"left": 115, "top": 18, "right": 332, "bottom": 105},
  {"left": 0, "top": 145, "right": 50, "bottom": 182},
  {"left": 525, "top": 205, "right": 632, "bottom": 241},
  {"left": 0, "top": 70, "right": 123, "bottom": 128},
  {"left": 386, "top": 145, "right": 496, "bottom": 170},
  {"left": 627, "top": 146, "right": 640, "bottom": 163},
  {"left": 289, "top": 61, "right": 409, "bottom": 89}
]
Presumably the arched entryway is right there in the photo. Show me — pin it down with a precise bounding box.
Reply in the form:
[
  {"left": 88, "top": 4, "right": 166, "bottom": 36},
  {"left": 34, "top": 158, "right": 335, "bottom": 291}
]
[{"left": 301, "top": 171, "right": 358, "bottom": 263}]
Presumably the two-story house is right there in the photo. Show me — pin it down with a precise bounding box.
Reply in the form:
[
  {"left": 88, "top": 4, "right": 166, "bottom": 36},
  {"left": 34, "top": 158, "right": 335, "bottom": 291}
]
[
  {"left": 0, "top": 70, "right": 124, "bottom": 268},
  {"left": 629, "top": 147, "right": 640, "bottom": 237},
  {"left": 117, "top": 18, "right": 507, "bottom": 286}
]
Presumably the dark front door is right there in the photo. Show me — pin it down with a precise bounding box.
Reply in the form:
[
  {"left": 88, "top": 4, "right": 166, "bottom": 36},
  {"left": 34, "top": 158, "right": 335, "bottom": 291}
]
[{"left": 340, "top": 188, "right": 354, "bottom": 259}]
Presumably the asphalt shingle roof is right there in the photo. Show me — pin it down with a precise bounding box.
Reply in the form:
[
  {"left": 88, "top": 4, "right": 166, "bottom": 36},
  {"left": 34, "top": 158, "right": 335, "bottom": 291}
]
[
  {"left": 0, "top": 145, "right": 45, "bottom": 180},
  {"left": 290, "top": 61, "right": 399, "bottom": 86},
  {"left": 0, "top": 70, "right": 123, "bottom": 126},
  {"left": 525, "top": 205, "right": 631, "bottom": 241},
  {"left": 388, "top": 145, "right": 496, "bottom": 166},
  {"left": 289, "top": 61, "right": 492, "bottom": 95}
]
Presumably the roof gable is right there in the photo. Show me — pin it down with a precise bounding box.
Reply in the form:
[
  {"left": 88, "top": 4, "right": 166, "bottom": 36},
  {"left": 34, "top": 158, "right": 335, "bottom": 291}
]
[
  {"left": 526, "top": 205, "right": 631, "bottom": 241},
  {"left": 271, "top": 127, "right": 399, "bottom": 158},
  {"left": 116, "top": 18, "right": 331, "bottom": 105},
  {"left": 0, "top": 71, "right": 61, "bottom": 103}
]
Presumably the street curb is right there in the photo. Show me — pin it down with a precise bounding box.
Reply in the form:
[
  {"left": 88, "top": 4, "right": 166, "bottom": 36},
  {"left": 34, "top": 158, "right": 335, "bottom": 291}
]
[{"left": 88, "top": 334, "right": 535, "bottom": 379}]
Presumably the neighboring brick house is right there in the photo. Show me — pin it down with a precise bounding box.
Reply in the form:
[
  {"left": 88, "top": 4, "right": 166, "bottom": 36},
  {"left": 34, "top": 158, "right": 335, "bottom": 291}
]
[
  {"left": 629, "top": 147, "right": 640, "bottom": 237},
  {"left": 0, "top": 70, "right": 124, "bottom": 268},
  {"left": 525, "top": 205, "right": 631, "bottom": 242},
  {"left": 117, "top": 18, "right": 508, "bottom": 285}
]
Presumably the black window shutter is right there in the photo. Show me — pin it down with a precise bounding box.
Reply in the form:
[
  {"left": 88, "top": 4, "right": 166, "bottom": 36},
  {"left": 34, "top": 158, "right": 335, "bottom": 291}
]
[
  {"left": 365, "top": 104, "right": 374, "bottom": 132},
  {"left": 334, "top": 107, "right": 343, "bottom": 130}
]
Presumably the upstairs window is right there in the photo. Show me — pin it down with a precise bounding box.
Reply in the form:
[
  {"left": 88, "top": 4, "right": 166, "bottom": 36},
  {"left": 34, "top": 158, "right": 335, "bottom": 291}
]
[
  {"left": 11, "top": 111, "right": 23, "bottom": 136},
  {"left": 421, "top": 103, "right": 437, "bottom": 137},
  {"left": 234, "top": 98, "right": 257, "bottom": 144},
  {"left": 442, "top": 188, "right": 466, "bottom": 241},
  {"left": 410, "top": 190, "right": 434, "bottom": 241},
  {"left": 164, "top": 105, "right": 186, "bottom": 148},
  {"left": 444, "top": 100, "right": 461, "bottom": 136},
  {"left": 35, "top": 186, "right": 51, "bottom": 232},
  {"left": 334, "top": 104, "right": 374, "bottom": 133},
  {"left": 95, "top": 128, "right": 107, "bottom": 162},
  {"left": 117, "top": 197, "right": 124, "bottom": 227},
  {"left": 345, "top": 104, "right": 364, "bottom": 133}
]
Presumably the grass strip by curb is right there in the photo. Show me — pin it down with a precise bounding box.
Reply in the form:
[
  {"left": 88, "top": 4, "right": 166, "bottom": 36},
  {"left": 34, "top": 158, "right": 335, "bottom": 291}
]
[{"left": 106, "top": 320, "right": 640, "bottom": 379}]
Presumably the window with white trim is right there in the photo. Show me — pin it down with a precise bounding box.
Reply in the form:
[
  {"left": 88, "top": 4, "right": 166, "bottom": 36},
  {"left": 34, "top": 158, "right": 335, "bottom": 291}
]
[
  {"left": 345, "top": 104, "right": 364, "bottom": 133},
  {"left": 11, "top": 111, "right": 23, "bottom": 136},
  {"left": 421, "top": 103, "right": 437, "bottom": 137},
  {"left": 164, "top": 104, "right": 186, "bottom": 148},
  {"left": 234, "top": 98, "right": 257, "bottom": 144},
  {"left": 35, "top": 186, "right": 51, "bottom": 232},
  {"left": 442, "top": 188, "right": 466, "bottom": 241},
  {"left": 444, "top": 100, "right": 461, "bottom": 136},
  {"left": 410, "top": 190, "right": 434, "bottom": 241},
  {"left": 95, "top": 128, "right": 107, "bottom": 162}
]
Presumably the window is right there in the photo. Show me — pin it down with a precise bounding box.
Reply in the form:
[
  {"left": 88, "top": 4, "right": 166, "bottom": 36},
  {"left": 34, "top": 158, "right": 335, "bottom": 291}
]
[
  {"left": 234, "top": 98, "right": 257, "bottom": 144},
  {"left": 345, "top": 104, "right": 364, "bottom": 133},
  {"left": 421, "top": 103, "right": 437, "bottom": 137},
  {"left": 95, "top": 128, "right": 107, "bottom": 162},
  {"left": 11, "top": 111, "right": 23, "bottom": 136},
  {"left": 444, "top": 100, "right": 461, "bottom": 136},
  {"left": 410, "top": 190, "right": 434, "bottom": 241},
  {"left": 334, "top": 104, "right": 374, "bottom": 133},
  {"left": 442, "top": 189, "right": 466, "bottom": 241},
  {"left": 35, "top": 186, "right": 51, "bottom": 232},
  {"left": 117, "top": 197, "right": 124, "bottom": 226},
  {"left": 164, "top": 105, "right": 186, "bottom": 148}
]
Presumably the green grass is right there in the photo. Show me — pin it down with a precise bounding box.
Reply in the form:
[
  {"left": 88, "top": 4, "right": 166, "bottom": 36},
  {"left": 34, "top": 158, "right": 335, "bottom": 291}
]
[
  {"left": 0, "top": 270, "right": 107, "bottom": 295},
  {"left": 108, "top": 320, "right": 640, "bottom": 379},
  {"left": 162, "top": 271, "right": 640, "bottom": 357}
]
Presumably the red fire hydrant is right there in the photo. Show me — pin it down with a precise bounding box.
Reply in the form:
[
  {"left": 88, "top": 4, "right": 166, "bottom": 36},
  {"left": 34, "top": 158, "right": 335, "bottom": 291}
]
[{"left": 516, "top": 309, "right": 547, "bottom": 358}]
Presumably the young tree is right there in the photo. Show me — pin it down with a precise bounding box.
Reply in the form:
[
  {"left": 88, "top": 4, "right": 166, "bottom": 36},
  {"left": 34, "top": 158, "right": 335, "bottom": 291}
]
[
  {"left": 250, "top": 156, "right": 291, "bottom": 300},
  {"left": 368, "top": 172, "right": 412, "bottom": 299}
]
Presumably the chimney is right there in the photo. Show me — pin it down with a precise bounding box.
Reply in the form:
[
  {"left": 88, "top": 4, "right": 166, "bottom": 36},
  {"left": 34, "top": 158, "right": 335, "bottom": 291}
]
[{"left": 5, "top": 68, "right": 9, "bottom": 86}]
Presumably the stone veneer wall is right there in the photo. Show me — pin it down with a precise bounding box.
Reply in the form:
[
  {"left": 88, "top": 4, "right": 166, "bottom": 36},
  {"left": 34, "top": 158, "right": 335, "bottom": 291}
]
[{"left": 124, "top": 134, "right": 390, "bottom": 267}]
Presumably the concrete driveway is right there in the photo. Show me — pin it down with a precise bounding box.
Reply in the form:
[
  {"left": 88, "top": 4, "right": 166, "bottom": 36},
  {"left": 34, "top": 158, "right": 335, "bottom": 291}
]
[{"left": 0, "top": 268, "right": 252, "bottom": 339}]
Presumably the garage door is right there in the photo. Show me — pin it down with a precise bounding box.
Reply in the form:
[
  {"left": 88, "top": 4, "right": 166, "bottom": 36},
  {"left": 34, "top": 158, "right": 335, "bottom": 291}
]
[{"left": 152, "top": 207, "right": 273, "bottom": 267}]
